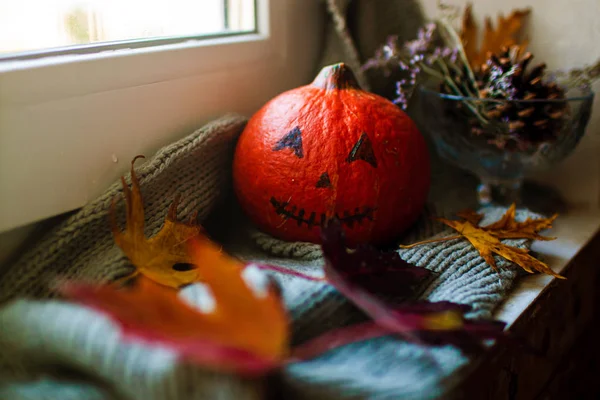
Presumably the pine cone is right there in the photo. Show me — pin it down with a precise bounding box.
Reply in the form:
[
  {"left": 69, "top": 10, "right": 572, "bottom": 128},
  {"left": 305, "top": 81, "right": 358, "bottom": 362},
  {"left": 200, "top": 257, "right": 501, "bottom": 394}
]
[
  {"left": 442, "top": 46, "right": 569, "bottom": 151},
  {"left": 477, "top": 47, "right": 568, "bottom": 149}
]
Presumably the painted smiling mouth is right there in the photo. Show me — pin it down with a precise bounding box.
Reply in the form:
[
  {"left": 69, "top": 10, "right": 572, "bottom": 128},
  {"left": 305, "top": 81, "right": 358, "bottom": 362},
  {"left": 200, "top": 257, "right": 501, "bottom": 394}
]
[{"left": 270, "top": 197, "right": 375, "bottom": 229}]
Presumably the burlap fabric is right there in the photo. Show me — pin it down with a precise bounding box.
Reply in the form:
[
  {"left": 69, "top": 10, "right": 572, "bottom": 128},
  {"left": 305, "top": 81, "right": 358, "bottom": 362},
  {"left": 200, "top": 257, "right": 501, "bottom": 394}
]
[{"left": 0, "top": 114, "right": 540, "bottom": 400}]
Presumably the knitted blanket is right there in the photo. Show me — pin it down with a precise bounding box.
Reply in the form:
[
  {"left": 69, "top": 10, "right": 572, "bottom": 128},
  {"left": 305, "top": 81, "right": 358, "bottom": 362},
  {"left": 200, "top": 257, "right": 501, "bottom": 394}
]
[{"left": 0, "top": 115, "right": 536, "bottom": 400}]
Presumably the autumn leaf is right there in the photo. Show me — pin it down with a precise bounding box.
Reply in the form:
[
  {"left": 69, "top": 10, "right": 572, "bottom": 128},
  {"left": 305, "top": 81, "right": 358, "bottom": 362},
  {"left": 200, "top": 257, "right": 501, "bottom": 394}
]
[
  {"left": 461, "top": 2, "right": 531, "bottom": 69},
  {"left": 109, "top": 156, "right": 203, "bottom": 288},
  {"left": 263, "top": 219, "right": 506, "bottom": 353},
  {"left": 482, "top": 203, "right": 557, "bottom": 241},
  {"left": 61, "top": 277, "right": 280, "bottom": 375},
  {"left": 316, "top": 220, "right": 506, "bottom": 351},
  {"left": 401, "top": 205, "right": 564, "bottom": 279},
  {"left": 415, "top": 318, "right": 507, "bottom": 354},
  {"left": 61, "top": 236, "right": 289, "bottom": 376},
  {"left": 291, "top": 322, "right": 395, "bottom": 360},
  {"left": 186, "top": 238, "right": 289, "bottom": 361},
  {"left": 292, "top": 317, "right": 506, "bottom": 359},
  {"left": 320, "top": 219, "right": 432, "bottom": 303},
  {"left": 456, "top": 208, "right": 484, "bottom": 226},
  {"left": 460, "top": 3, "right": 478, "bottom": 69},
  {"left": 440, "top": 218, "right": 563, "bottom": 279}
]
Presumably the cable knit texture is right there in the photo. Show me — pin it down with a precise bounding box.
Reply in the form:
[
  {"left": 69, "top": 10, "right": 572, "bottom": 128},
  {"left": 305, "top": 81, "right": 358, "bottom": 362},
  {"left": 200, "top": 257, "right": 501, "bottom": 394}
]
[{"left": 0, "top": 115, "right": 541, "bottom": 400}]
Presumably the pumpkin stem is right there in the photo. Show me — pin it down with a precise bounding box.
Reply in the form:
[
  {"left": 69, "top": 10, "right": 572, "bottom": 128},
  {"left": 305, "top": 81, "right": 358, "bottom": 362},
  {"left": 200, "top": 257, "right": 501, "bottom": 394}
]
[{"left": 312, "top": 63, "right": 361, "bottom": 90}]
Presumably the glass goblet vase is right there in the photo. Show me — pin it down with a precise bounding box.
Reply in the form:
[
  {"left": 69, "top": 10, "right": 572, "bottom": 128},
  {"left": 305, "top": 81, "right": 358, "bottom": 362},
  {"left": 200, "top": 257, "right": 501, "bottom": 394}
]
[{"left": 416, "top": 86, "right": 594, "bottom": 207}]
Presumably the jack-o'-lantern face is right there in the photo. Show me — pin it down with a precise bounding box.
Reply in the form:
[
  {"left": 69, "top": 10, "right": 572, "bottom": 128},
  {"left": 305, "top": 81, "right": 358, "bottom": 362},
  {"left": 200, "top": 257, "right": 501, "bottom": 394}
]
[
  {"left": 268, "top": 127, "right": 377, "bottom": 231},
  {"left": 233, "top": 63, "right": 430, "bottom": 245}
]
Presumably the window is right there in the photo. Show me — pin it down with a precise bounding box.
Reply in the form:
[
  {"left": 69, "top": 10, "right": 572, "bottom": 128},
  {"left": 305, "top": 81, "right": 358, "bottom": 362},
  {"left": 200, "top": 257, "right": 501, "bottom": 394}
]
[
  {"left": 0, "top": 0, "right": 323, "bottom": 233},
  {"left": 0, "top": 0, "right": 256, "bottom": 58}
]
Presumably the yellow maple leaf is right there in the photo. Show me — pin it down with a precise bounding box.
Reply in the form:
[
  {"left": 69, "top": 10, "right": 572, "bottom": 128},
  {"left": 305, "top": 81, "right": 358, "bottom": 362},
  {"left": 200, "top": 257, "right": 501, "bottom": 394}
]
[
  {"left": 401, "top": 205, "right": 564, "bottom": 279},
  {"left": 109, "top": 156, "right": 202, "bottom": 288},
  {"left": 482, "top": 203, "right": 557, "bottom": 241},
  {"left": 439, "top": 218, "right": 564, "bottom": 279}
]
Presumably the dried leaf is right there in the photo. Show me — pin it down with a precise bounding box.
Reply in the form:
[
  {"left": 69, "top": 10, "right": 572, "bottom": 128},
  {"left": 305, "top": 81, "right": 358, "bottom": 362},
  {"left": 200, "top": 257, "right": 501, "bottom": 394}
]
[
  {"left": 109, "top": 156, "right": 202, "bottom": 288},
  {"left": 186, "top": 239, "right": 289, "bottom": 360},
  {"left": 320, "top": 220, "right": 432, "bottom": 309},
  {"left": 456, "top": 208, "right": 484, "bottom": 225},
  {"left": 461, "top": 3, "right": 531, "bottom": 69},
  {"left": 291, "top": 322, "right": 395, "bottom": 360},
  {"left": 460, "top": 3, "right": 478, "bottom": 68},
  {"left": 62, "top": 237, "right": 289, "bottom": 375},
  {"left": 257, "top": 264, "right": 326, "bottom": 282},
  {"left": 440, "top": 218, "right": 563, "bottom": 278},
  {"left": 293, "top": 318, "right": 506, "bottom": 359},
  {"left": 319, "top": 220, "right": 505, "bottom": 349},
  {"left": 482, "top": 203, "right": 557, "bottom": 241},
  {"left": 401, "top": 205, "right": 564, "bottom": 279},
  {"left": 416, "top": 318, "right": 507, "bottom": 354}
]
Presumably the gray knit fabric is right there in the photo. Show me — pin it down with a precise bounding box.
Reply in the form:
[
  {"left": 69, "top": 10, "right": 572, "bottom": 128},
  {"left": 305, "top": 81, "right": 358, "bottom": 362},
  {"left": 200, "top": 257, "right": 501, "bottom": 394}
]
[
  {"left": 0, "top": 378, "right": 114, "bottom": 400},
  {"left": 0, "top": 114, "right": 541, "bottom": 400}
]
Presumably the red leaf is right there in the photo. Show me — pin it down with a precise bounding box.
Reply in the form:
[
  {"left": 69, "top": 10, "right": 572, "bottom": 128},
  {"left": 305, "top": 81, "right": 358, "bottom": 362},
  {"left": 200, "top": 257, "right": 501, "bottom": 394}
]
[
  {"left": 320, "top": 220, "right": 461, "bottom": 331},
  {"left": 416, "top": 319, "right": 506, "bottom": 354},
  {"left": 256, "top": 264, "right": 326, "bottom": 282},
  {"left": 291, "top": 318, "right": 506, "bottom": 361},
  {"left": 61, "top": 278, "right": 280, "bottom": 375},
  {"left": 61, "top": 236, "right": 290, "bottom": 376},
  {"left": 318, "top": 220, "right": 506, "bottom": 350},
  {"left": 291, "top": 322, "right": 393, "bottom": 360},
  {"left": 321, "top": 220, "right": 430, "bottom": 300}
]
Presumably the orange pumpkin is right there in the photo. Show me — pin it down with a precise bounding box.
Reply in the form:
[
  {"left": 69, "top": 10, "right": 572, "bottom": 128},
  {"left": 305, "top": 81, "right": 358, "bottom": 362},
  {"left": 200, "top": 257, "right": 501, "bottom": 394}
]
[{"left": 233, "top": 63, "right": 430, "bottom": 245}]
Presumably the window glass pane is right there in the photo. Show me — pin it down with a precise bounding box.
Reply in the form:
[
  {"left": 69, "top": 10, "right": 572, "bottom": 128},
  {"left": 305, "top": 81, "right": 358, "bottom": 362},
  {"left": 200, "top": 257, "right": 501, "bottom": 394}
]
[{"left": 0, "top": 0, "right": 256, "bottom": 55}]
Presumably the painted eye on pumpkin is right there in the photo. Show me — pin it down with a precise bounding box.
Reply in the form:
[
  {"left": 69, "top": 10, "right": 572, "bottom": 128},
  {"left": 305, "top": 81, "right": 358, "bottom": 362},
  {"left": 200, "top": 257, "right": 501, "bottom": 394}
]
[
  {"left": 272, "top": 126, "right": 303, "bottom": 158},
  {"left": 347, "top": 132, "right": 377, "bottom": 168},
  {"left": 316, "top": 172, "right": 332, "bottom": 189}
]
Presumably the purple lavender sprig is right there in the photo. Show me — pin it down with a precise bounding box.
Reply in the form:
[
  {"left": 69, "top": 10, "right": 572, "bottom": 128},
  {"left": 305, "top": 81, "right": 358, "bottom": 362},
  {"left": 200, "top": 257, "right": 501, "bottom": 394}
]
[{"left": 363, "top": 23, "right": 468, "bottom": 109}]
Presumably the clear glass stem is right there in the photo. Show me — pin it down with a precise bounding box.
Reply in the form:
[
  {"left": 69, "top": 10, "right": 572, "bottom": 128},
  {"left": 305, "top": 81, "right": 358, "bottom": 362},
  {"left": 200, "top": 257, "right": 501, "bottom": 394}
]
[{"left": 477, "top": 178, "right": 523, "bottom": 207}]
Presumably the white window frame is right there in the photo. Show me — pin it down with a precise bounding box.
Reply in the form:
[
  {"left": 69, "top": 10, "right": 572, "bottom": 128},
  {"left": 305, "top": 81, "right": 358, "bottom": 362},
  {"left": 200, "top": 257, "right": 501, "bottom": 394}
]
[{"left": 0, "top": 0, "right": 323, "bottom": 233}]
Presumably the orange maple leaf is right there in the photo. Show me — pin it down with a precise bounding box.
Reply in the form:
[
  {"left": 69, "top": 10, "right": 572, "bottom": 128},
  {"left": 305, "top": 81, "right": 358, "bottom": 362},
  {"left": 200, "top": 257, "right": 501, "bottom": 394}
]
[
  {"left": 401, "top": 205, "right": 564, "bottom": 279},
  {"left": 62, "top": 237, "right": 289, "bottom": 375},
  {"left": 186, "top": 239, "right": 289, "bottom": 361},
  {"left": 109, "top": 156, "right": 202, "bottom": 289},
  {"left": 461, "top": 3, "right": 531, "bottom": 69}
]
